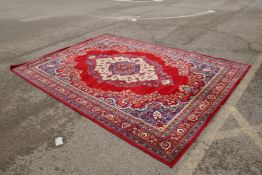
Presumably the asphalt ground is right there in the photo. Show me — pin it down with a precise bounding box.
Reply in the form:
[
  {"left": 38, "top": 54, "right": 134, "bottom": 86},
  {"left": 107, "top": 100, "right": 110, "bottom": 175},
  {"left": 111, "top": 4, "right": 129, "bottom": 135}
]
[{"left": 0, "top": 0, "right": 261, "bottom": 174}]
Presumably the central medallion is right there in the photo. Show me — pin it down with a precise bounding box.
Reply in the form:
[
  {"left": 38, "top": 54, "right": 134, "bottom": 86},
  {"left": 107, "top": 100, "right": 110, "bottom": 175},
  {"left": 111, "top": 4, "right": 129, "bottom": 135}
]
[
  {"left": 94, "top": 56, "right": 159, "bottom": 84},
  {"left": 73, "top": 50, "right": 189, "bottom": 96},
  {"left": 109, "top": 61, "right": 140, "bottom": 76}
]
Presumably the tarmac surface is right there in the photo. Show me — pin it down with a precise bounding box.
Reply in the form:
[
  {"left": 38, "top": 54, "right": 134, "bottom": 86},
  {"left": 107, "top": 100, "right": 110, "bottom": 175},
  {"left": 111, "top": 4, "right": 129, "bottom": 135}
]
[{"left": 0, "top": 0, "right": 262, "bottom": 174}]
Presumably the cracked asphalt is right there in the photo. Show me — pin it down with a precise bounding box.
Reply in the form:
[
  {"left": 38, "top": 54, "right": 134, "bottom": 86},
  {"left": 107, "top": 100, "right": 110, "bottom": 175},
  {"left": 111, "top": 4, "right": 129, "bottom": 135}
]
[{"left": 0, "top": 0, "right": 261, "bottom": 174}]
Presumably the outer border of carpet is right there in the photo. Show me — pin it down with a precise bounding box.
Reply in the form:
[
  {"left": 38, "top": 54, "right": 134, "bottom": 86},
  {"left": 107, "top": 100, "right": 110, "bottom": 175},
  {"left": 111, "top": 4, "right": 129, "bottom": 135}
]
[{"left": 10, "top": 34, "right": 251, "bottom": 167}]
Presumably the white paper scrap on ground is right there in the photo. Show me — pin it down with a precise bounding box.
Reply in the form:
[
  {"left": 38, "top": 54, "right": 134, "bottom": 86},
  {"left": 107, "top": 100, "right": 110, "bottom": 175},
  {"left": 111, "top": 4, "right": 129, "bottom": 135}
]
[
  {"left": 128, "top": 17, "right": 137, "bottom": 22},
  {"left": 55, "top": 137, "right": 63, "bottom": 146}
]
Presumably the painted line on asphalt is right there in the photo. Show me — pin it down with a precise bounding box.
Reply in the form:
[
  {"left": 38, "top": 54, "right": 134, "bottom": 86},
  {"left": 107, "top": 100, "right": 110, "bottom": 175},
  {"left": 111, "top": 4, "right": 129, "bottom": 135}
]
[
  {"left": 138, "top": 10, "right": 216, "bottom": 19},
  {"left": 217, "top": 124, "right": 262, "bottom": 140},
  {"left": 98, "top": 10, "right": 216, "bottom": 22},
  {"left": 231, "top": 108, "right": 262, "bottom": 150}
]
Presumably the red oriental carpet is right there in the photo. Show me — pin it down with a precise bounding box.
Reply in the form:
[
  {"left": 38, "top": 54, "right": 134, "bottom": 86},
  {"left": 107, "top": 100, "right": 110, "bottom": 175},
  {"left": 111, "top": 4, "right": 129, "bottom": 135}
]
[{"left": 10, "top": 34, "right": 250, "bottom": 167}]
